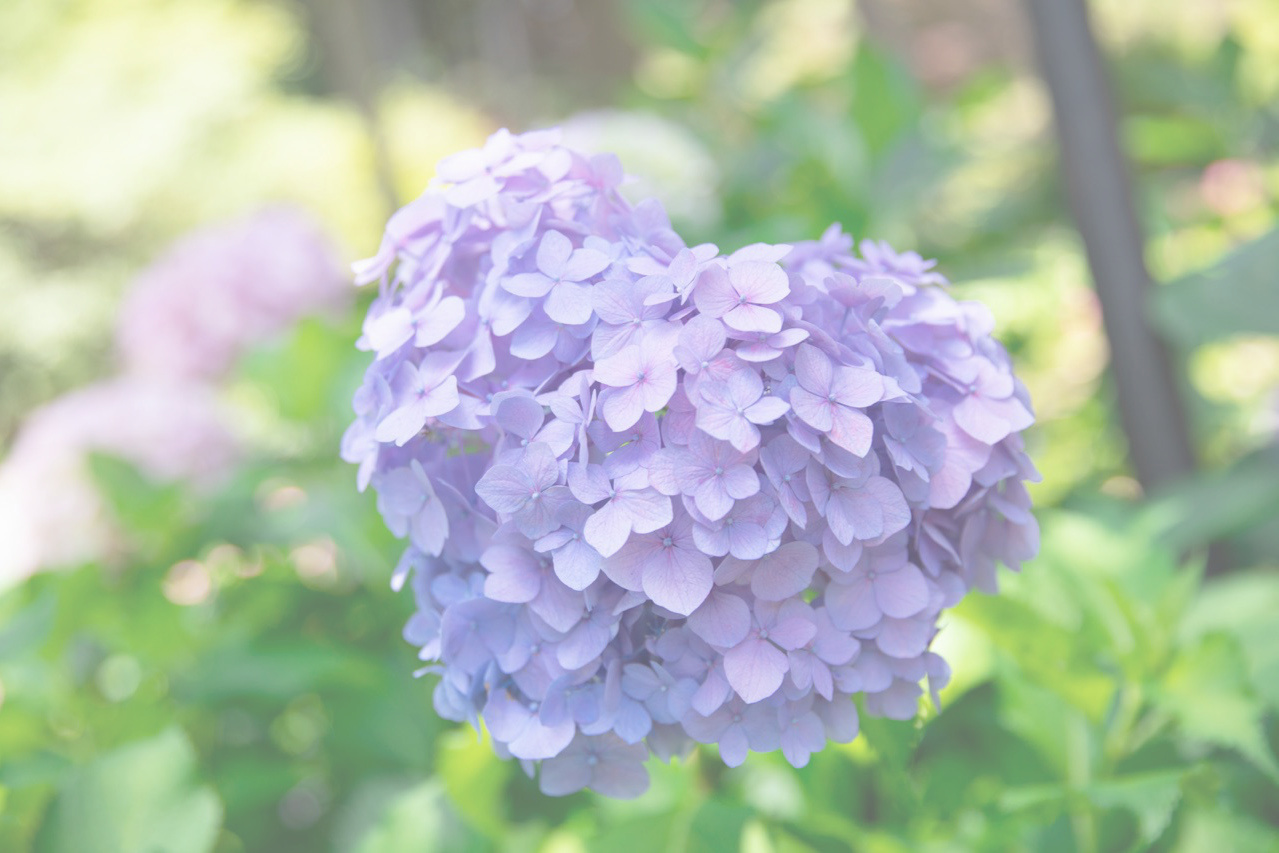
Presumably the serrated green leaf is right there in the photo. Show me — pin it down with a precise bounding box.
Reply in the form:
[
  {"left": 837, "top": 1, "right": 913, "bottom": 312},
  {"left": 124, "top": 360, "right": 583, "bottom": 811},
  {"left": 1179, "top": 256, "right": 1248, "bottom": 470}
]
[{"left": 34, "top": 727, "right": 222, "bottom": 853}]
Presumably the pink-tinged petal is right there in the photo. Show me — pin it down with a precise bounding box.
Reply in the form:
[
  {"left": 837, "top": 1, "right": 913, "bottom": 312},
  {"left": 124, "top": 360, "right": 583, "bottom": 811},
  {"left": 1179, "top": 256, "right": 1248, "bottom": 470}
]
[
  {"left": 409, "top": 495, "right": 448, "bottom": 556},
  {"left": 749, "top": 541, "right": 818, "bottom": 601},
  {"left": 726, "top": 368, "right": 764, "bottom": 403},
  {"left": 645, "top": 448, "right": 691, "bottom": 496},
  {"left": 691, "top": 266, "right": 739, "bottom": 318},
  {"left": 488, "top": 290, "right": 533, "bottom": 336},
  {"left": 692, "top": 477, "right": 734, "bottom": 521},
  {"left": 374, "top": 404, "right": 424, "bottom": 446},
  {"left": 643, "top": 548, "right": 713, "bottom": 615},
  {"left": 445, "top": 175, "right": 500, "bottom": 207},
  {"left": 952, "top": 395, "right": 1006, "bottom": 445},
  {"left": 435, "top": 148, "right": 485, "bottom": 181},
  {"left": 928, "top": 425, "right": 992, "bottom": 509},
  {"left": 530, "top": 575, "right": 583, "bottom": 632},
  {"left": 824, "top": 577, "right": 881, "bottom": 631},
  {"left": 584, "top": 502, "right": 632, "bottom": 557},
  {"left": 726, "top": 523, "right": 769, "bottom": 560},
  {"left": 553, "top": 540, "right": 603, "bottom": 590},
  {"left": 867, "top": 476, "right": 910, "bottom": 538},
  {"left": 876, "top": 617, "right": 932, "bottom": 659},
  {"left": 688, "top": 591, "right": 752, "bottom": 647},
  {"left": 789, "top": 387, "right": 834, "bottom": 431},
  {"left": 874, "top": 564, "right": 929, "bottom": 619},
  {"left": 421, "top": 376, "right": 460, "bottom": 416},
  {"left": 691, "top": 521, "right": 730, "bottom": 558},
  {"left": 536, "top": 230, "right": 574, "bottom": 277},
  {"left": 745, "top": 396, "right": 790, "bottom": 425},
  {"left": 736, "top": 341, "right": 781, "bottom": 363},
  {"left": 557, "top": 619, "right": 611, "bottom": 669},
  {"left": 493, "top": 394, "right": 545, "bottom": 440},
  {"left": 724, "top": 303, "right": 782, "bottom": 334},
  {"left": 778, "top": 488, "right": 808, "bottom": 528},
  {"left": 831, "top": 365, "right": 883, "bottom": 408},
  {"left": 567, "top": 462, "right": 612, "bottom": 504},
  {"left": 415, "top": 296, "right": 465, "bottom": 346},
  {"left": 601, "top": 386, "right": 645, "bottom": 431},
  {"left": 544, "top": 280, "right": 595, "bottom": 324},
  {"left": 724, "top": 638, "right": 788, "bottom": 703},
  {"left": 509, "top": 317, "right": 557, "bottom": 359},
  {"left": 721, "top": 465, "right": 760, "bottom": 500},
  {"left": 638, "top": 365, "right": 678, "bottom": 413},
  {"left": 679, "top": 314, "right": 727, "bottom": 363},
  {"left": 591, "top": 280, "right": 637, "bottom": 325},
  {"left": 828, "top": 405, "right": 874, "bottom": 457},
  {"left": 503, "top": 271, "right": 553, "bottom": 298},
  {"left": 793, "top": 344, "right": 834, "bottom": 394},
  {"left": 772, "top": 328, "right": 809, "bottom": 348},
  {"left": 729, "top": 261, "right": 789, "bottom": 304},
  {"left": 522, "top": 443, "right": 562, "bottom": 489},
  {"left": 593, "top": 346, "right": 643, "bottom": 387},
  {"left": 603, "top": 536, "right": 652, "bottom": 591},
  {"left": 484, "top": 566, "right": 539, "bottom": 603},
  {"left": 618, "top": 489, "right": 673, "bottom": 534},
  {"left": 561, "top": 247, "right": 612, "bottom": 281},
  {"left": 695, "top": 405, "right": 741, "bottom": 446},
  {"left": 509, "top": 718, "right": 575, "bottom": 761},
  {"left": 768, "top": 616, "right": 818, "bottom": 650},
  {"left": 364, "top": 307, "right": 414, "bottom": 355},
  {"left": 474, "top": 466, "right": 530, "bottom": 513},
  {"left": 725, "top": 419, "right": 761, "bottom": 453}
]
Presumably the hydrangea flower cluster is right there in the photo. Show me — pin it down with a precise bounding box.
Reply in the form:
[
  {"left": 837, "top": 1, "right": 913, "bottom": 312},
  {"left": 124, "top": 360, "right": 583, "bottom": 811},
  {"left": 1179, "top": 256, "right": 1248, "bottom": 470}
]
[
  {"left": 344, "top": 128, "right": 1038, "bottom": 798},
  {"left": 117, "top": 206, "right": 347, "bottom": 381}
]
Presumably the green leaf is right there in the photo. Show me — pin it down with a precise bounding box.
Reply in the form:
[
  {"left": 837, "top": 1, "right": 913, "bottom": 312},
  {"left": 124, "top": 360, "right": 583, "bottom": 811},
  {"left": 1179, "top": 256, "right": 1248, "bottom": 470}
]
[
  {"left": 1143, "top": 453, "right": 1279, "bottom": 551},
  {"left": 353, "top": 780, "right": 479, "bottom": 853},
  {"left": 685, "top": 801, "right": 751, "bottom": 853},
  {"left": 1085, "top": 770, "right": 1184, "bottom": 850},
  {"left": 35, "top": 727, "right": 222, "bottom": 853},
  {"left": 0, "top": 591, "right": 54, "bottom": 660},
  {"left": 1157, "top": 634, "right": 1279, "bottom": 783},
  {"left": 436, "top": 728, "right": 511, "bottom": 840},
  {"left": 1154, "top": 228, "right": 1279, "bottom": 347},
  {"left": 85, "top": 452, "right": 190, "bottom": 554}
]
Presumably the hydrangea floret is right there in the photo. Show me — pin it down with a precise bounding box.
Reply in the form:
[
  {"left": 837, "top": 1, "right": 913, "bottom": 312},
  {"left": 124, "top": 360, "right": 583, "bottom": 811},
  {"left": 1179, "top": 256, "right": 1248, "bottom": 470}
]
[{"left": 344, "top": 128, "right": 1038, "bottom": 798}]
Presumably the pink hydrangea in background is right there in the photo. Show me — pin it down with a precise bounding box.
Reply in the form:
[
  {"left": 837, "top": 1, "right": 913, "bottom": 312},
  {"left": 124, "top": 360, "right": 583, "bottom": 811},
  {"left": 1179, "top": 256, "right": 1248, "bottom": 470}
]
[
  {"left": 345, "top": 129, "right": 1039, "bottom": 798},
  {"left": 0, "top": 206, "right": 347, "bottom": 587},
  {"left": 0, "top": 379, "right": 237, "bottom": 585},
  {"left": 117, "top": 206, "right": 348, "bottom": 380}
]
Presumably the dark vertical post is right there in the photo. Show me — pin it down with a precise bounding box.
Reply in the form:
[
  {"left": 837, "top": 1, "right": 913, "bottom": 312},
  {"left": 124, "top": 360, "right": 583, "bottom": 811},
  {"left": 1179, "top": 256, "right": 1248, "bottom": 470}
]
[{"left": 1024, "top": 0, "right": 1195, "bottom": 492}]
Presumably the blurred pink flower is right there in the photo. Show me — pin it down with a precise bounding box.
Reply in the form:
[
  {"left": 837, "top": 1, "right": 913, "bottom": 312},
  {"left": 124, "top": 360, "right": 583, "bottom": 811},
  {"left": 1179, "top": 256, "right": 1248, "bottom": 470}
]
[
  {"left": 0, "top": 378, "right": 240, "bottom": 587},
  {"left": 116, "top": 206, "right": 348, "bottom": 380}
]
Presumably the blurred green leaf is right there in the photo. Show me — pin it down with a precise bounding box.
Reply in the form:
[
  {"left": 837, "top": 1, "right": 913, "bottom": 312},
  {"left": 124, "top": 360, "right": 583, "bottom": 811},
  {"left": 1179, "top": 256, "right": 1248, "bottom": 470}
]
[
  {"left": 0, "top": 590, "right": 54, "bottom": 660},
  {"left": 1154, "top": 228, "right": 1279, "bottom": 347},
  {"left": 34, "top": 727, "right": 222, "bottom": 853},
  {"left": 86, "top": 452, "right": 190, "bottom": 554},
  {"left": 1156, "top": 633, "right": 1279, "bottom": 784},
  {"left": 353, "top": 780, "right": 481, "bottom": 853}
]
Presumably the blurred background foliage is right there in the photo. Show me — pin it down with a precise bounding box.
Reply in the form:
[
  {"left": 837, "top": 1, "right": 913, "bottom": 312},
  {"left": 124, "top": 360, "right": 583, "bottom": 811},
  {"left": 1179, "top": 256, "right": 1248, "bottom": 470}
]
[{"left": 0, "top": 0, "right": 1276, "bottom": 850}]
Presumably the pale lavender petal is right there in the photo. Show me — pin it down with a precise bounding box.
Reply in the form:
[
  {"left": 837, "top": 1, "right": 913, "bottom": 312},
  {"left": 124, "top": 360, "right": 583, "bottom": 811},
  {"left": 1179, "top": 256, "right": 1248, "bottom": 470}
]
[
  {"left": 724, "top": 638, "right": 788, "bottom": 703},
  {"left": 584, "top": 501, "right": 633, "bottom": 558},
  {"left": 874, "top": 564, "right": 929, "bottom": 619},
  {"left": 688, "top": 592, "right": 752, "bottom": 647},
  {"left": 643, "top": 548, "right": 713, "bottom": 615},
  {"left": 750, "top": 541, "right": 818, "bottom": 601}
]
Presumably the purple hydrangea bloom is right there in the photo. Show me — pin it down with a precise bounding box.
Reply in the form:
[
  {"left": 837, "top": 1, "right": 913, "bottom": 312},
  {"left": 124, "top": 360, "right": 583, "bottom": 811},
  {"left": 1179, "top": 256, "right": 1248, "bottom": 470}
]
[{"left": 346, "top": 129, "right": 1038, "bottom": 799}]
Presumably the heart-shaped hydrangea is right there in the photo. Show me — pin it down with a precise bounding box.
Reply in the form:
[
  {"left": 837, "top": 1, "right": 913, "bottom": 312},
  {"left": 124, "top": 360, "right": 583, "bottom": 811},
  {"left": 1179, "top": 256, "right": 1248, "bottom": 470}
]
[{"left": 343, "top": 128, "right": 1038, "bottom": 798}]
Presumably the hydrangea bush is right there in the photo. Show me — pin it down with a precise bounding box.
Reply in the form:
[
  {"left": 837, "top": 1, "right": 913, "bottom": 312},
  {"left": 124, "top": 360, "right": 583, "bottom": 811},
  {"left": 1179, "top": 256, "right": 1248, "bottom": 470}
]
[{"left": 343, "top": 128, "right": 1038, "bottom": 798}]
